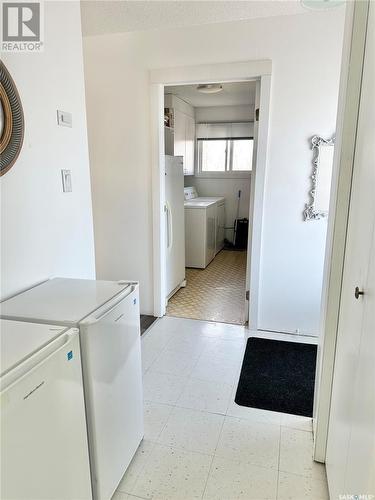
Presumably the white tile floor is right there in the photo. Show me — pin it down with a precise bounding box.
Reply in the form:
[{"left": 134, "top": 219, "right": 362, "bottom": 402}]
[{"left": 112, "top": 317, "right": 327, "bottom": 500}]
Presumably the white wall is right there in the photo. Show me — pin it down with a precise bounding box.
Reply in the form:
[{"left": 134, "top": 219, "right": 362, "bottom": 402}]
[
  {"left": 83, "top": 9, "right": 345, "bottom": 328},
  {"left": 0, "top": 1, "right": 95, "bottom": 299}
]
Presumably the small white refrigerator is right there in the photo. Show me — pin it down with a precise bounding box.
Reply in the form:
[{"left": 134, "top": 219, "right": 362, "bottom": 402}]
[
  {"left": 165, "top": 155, "right": 185, "bottom": 299},
  {"left": 1, "top": 278, "right": 144, "bottom": 500},
  {"left": 0, "top": 319, "right": 92, "bottom": 500}
]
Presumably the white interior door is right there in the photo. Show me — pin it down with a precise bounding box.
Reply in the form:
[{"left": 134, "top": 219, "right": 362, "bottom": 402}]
[
  {"left": 345, "top": 219, "right": 375, "bottom": 495},
  {"left": 326, "top": 3, "right": 375, "bottom": 497}
]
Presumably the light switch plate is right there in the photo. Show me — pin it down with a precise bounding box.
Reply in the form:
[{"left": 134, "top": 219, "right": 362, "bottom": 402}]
[
  {"left": 57, "top": 110, "right": 72, "bottom": 128},
  {"left": 61, "top": 169, "right": 72, "bottom": 192}
]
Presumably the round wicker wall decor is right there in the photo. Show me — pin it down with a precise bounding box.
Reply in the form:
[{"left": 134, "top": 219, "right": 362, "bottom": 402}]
[{"left": 0, "top": 62, "right": 24, "bottom": 177}]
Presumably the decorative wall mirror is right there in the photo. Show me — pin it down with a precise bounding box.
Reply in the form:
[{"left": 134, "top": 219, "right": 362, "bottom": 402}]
[
  {"left": 0, "top": 61, "right": 24, "bottom": 177},
  {"left": 304, "top": 135, "right": 335, "bottom": 221}
]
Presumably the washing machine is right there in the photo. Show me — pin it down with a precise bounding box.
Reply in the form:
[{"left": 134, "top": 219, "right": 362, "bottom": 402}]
[
  {"left": 184, "top": 187, "right": 226, "bottom": 255},
  {"left": 184, "top": 199, "right": 216, "bottom": 268}
]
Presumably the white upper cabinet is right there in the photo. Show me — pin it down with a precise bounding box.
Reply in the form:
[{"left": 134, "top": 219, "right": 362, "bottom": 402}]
[
  {"left": 173, "top": 109, "right": 186, "bottom": 158},
  {"left": 184, "top": 114, "right": 195, "bottom": 176},
  {"left": 165, "top": 95, "right": 195, "bottom": 176}
]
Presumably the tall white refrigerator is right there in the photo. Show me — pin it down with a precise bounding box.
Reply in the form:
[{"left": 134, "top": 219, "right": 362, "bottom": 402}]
[
  {"left": 1, "top": 319, "right": 92, "bottom": 500},
  {"left": 0, "top": 278, "right": 144, "bottom": 500},
  {"left": 165, "top": 155, "right": 185, "bottom": 299}
]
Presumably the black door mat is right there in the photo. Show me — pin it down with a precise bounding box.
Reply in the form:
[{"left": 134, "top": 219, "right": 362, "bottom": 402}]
[
  {"left": 235, "top": 337, "right": 317, "bottom": 417},
  {"left": 140, "top": 315, "right": 158, "bottom": 336}
]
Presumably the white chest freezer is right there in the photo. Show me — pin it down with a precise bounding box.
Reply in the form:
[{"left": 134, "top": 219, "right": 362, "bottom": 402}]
[
  {"left": 0, "top": 278, "right": 144, "bottom": 500},
  {"left": 0, "top": 319, "right": 92, "bottom": 500}
]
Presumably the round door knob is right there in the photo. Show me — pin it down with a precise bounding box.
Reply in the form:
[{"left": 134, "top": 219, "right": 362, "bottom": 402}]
[{"left": 354, "top": 286, "right": 364, "bottom": 299}]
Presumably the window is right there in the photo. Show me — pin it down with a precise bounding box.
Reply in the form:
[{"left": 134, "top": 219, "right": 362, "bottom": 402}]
[
  {"left": 200, "top": 139, "right": 227, "bottom": 172},
  {"left": 232, "top": 139, "right": 254, "bottom": 171},
  {"left": 198, "top": 138, "right": 253, "bottom": 175}
]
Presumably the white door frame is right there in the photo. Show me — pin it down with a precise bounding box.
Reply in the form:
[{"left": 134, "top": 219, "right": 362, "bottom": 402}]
[
  {"left": 150, "top": 60, "right": 272, "bottom": 326},
  {"left": 245, "top": 77, "right": 271, "bottom": 329}
]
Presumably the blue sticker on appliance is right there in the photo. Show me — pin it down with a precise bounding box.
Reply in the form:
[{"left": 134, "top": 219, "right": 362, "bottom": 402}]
[{"left": 67, "top": 351, "right": 73, "bottom": 361}]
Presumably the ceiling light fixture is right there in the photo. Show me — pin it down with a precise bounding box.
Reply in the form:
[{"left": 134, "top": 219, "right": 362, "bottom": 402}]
[
  {"left": 196, "top": 84, "right": 223, "bottom": 94},
  {"left": 301, "top": 0, "right": 345, "bottom": 10}
]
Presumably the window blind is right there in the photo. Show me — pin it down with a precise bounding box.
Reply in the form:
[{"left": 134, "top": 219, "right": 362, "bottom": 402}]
[{"left": 196, "top": 122, "right": 253, "bottom": 139}]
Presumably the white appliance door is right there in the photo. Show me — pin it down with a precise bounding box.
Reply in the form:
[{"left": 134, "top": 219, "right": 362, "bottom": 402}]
[
  {"left": 1, "top": 329, "right": 92, "bottom": 500},
  {"left": 184, "top": 208, "right": 206, "bottom": 268},
  {"left": 206, "top": 204, "right": 216, "bottom": 267},
  {"left": 79, "top": 284, "right": 143, "bottom": 500},
  {"left": 165, "top": 156, "right": 185, "bottom": 297},
  {"left": 216, "top": 202, "right": 225, "bottom": 254}
]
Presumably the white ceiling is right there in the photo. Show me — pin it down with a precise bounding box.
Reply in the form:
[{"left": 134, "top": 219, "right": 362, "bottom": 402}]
[
  {"left": 81, "top": 1, "right": 307, "bottom": 37},
  {"left": 165, "top": 81, "right": 257, "bottom": 107}
]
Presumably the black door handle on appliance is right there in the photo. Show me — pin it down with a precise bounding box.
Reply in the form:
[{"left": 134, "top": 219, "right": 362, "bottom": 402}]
[{"left": 354, "top": 286, "right": 364, "bottom": 299}]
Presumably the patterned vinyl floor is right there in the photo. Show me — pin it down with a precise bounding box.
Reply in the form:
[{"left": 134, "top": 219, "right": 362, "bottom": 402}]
[{"left": 166, "top": 250, "right": 247, "bottom": 325}]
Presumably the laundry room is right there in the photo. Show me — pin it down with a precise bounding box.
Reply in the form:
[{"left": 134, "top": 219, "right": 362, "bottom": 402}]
[{"left": 163, "top": 82, "right": 255, "bottom": 325}]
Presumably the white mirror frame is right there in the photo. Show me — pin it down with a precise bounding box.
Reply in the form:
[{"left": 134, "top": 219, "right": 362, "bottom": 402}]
[{"left": 303, "top": 135, "right": 335, "bottom": 221}]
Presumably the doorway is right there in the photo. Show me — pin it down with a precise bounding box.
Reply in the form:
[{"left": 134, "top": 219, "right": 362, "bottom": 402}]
[
  {"left": 163, "top": 81, "right": 255, "bottom": 325},
  {"left": 150, "top": 60, "right": 272, "bottom": 331}
]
